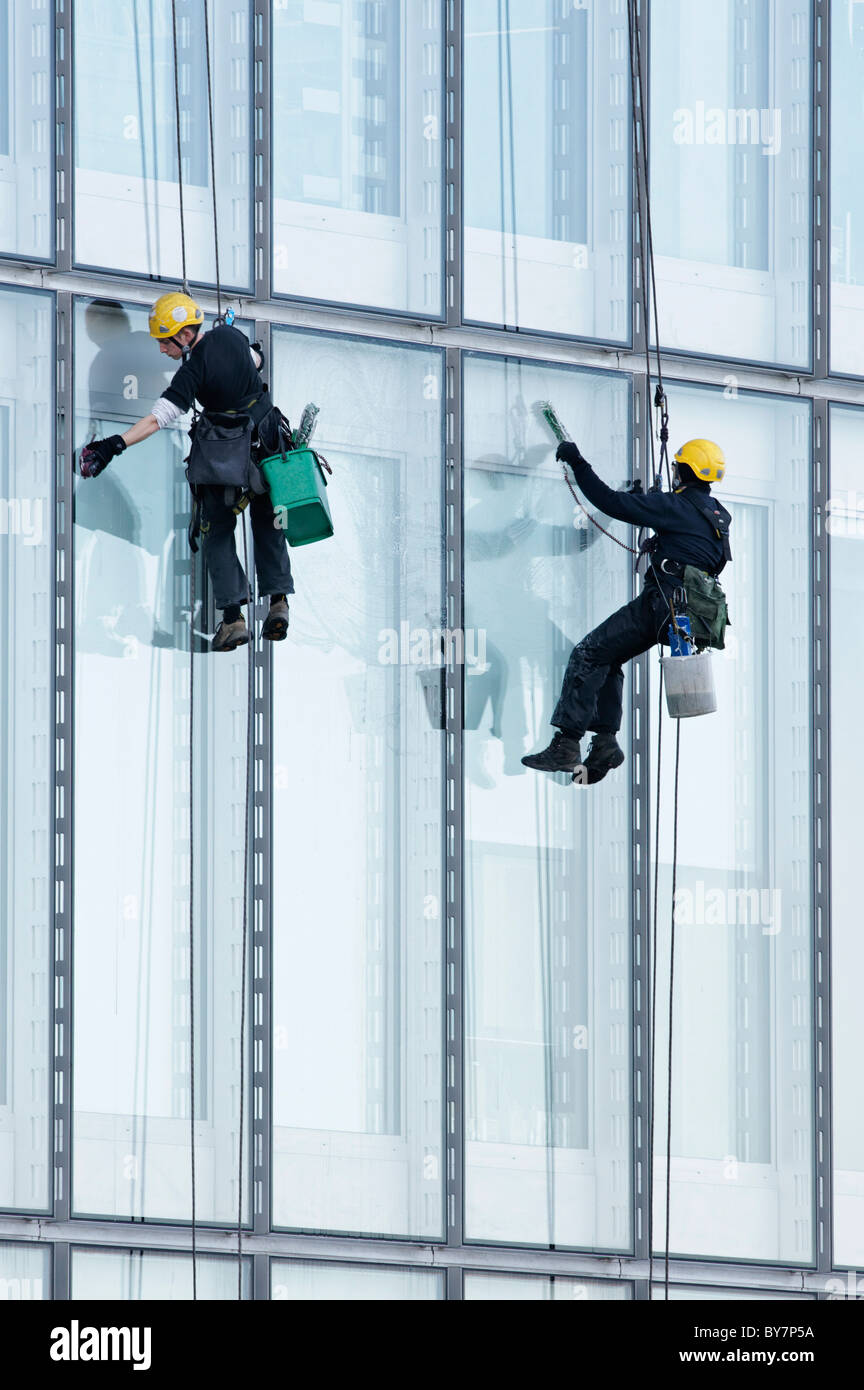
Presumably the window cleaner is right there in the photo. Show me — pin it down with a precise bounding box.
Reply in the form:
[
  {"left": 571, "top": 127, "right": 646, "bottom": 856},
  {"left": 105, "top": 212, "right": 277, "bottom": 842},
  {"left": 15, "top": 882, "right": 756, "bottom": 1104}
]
[
  {"left": 521, "top": 410, "right": 732, "bottom": 785},
  {"left": 78, "top": 290, "right": 298, "bottom": 652}
]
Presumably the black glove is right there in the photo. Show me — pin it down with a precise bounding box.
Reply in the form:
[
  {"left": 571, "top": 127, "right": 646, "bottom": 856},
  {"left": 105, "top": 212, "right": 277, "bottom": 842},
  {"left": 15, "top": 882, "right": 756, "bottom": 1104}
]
[
  {"left": 80, "top": 434, "right": 126, "bottom": 478},
  {"left": 556, "top": 440, "right": 586, "bottom": 468}
]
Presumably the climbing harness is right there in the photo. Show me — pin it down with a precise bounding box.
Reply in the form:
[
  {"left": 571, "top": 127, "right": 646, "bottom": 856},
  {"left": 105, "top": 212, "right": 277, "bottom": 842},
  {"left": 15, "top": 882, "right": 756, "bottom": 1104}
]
[{"left": 171, "top": 0, "right": 249, "bottom": 1300}]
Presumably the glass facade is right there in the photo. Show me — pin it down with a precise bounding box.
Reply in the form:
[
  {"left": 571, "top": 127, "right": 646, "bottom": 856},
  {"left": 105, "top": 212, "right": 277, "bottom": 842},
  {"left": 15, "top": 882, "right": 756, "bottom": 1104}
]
[{"left": 0, "top": 0, "right": 855, "bottom": 1303}]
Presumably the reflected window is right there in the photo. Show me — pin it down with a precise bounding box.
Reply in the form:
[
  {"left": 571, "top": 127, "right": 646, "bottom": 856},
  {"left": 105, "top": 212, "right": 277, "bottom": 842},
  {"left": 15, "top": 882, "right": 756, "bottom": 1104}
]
[
  {"left": 0, "top": 287, "right": 52, "bottom": 1214},
  {"left": 464, "top": 1272, "right": 631, "bottom": 1300},
  {"left": 650, "top": 0, "right": 811, "bottom": 366},
  {"left": 270, "top": 329, "right": 445, "bottom": 1239},
  {"left": 463, "top": 354, "right": 632, "bottom": 1249},
  {"left": 463, "top": 0, "right": 630, "bottom": 341},
  {"left": 650, "top": 384, "right": 812, "bottom": 1263},
  {"left": 271, "top": 1260, "right": 443, "bottom": 1300},
  {"left": 72, "top": 298, "right": 254, "bottom": 1223},
  {"left": 272, "top": 1, "right": 443, "bottom": 315},
  {"left": 0, "top": 0, "right": 52, "bottom": 259},
  {"left": 830, "top": 3, "right": 864, "bottom": 374},
  {"left": 73, "top": 0, "right": 252, "bottom": 287},
  {"left": 71, "top": 1247, "right": 250, "bottom": 1299},
  {"left": 829, "top": 404, "right": 864, "bottom": 1265},
  {"left": 0, "top": 1242, "right": 50, "bottom": 1299}
]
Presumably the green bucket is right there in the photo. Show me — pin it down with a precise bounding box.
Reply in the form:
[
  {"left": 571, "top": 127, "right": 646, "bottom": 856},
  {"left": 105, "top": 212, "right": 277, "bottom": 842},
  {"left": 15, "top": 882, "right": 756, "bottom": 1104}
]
[{"left": 260, "top": 446, "right": 334, "bottom": 547}]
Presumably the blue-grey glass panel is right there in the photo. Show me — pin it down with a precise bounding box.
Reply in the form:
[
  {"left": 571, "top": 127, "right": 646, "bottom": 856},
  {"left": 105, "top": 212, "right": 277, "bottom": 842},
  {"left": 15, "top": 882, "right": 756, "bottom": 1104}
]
[
  {"left": 0, "top": 287, "right": 52, "bottom": 1213},
  {"left": 71, "top": 1247, "right": 250, "bottom": 1299},
  {"left": 463, "top": 0, "right": 629, "bottom": 340},
  {"left": 73, "top": 0, "right": 252, "bottom": 288},
  {"left": 270, "top": 329, "right": 445, "bottom": 1239},
  {"left": 650, "top": 386, "right": 812, "bottom": 1262},
  {"left": 72, "top": 298, "right": 252, "bottom": 1222},
  {"left": 829, "top": 404, "right": 864, "bottom": 1265},
  {"left": 271, "top": 1259, "right": 444, "bottom": 1301},
  {"left": 465, "top": 1272, "right": 631, "bottom": 1300},
  {"left": 463, "top": 355, "right": 632, "bottom": 1248},
  {"left": 651, "top": 1283, "right": 816, "bottom": 1300},
  {"left": 0, "top": 1, "right": 52, "bottom": 259},
  {"left": 272, "top": 1, "right": 443, "bottom": 315},
  {"left": 650, "top": 0, "right": 811, "bottom": 366},
  {"left": 830, "top": 5, "right": 864, "bottom": 373},
  {"left": 0, "top": 1241, "right": 50, "bottom": 1299}
]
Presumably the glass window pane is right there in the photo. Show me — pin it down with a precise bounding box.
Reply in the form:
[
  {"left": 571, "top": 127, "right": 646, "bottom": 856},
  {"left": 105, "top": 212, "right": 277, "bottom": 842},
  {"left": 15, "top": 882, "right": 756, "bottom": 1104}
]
[
  {"left": 651, "top": 385, "right": 812, "bottom": 1263},
  {"left": 650, "top": 0, "right": 812, "bottom": 367},
  {"left": 0, "top": 1, "right": 52, "bottom": 259},
  {"left": 465, "top": 1272, "right": 631, "bottom": 1300},
  {"left": 651, "top": 1283, "right": 815, "bottom": 1300},
  {"left": 0, "top": 1242, "right": 49, "bottom": 1299},
  {"left": 71, "top": 1247, "right": 249, "bottom": 1299},
  {"left": 270, "top": 330, "right": 445, "bottom": 1239},
  {"left": 463, "top": 0, "right": 629, "bottom": 341},
  {"left": 271, "top": 1260, "right": 443, "bottom": 1301},
  {"left": 830, "top": 5, "right": 864, "bottom": 374},
  {"left": 272, "top": 2, "right": 443, "bottom": 316},
  {"left": 0, "top": 287, "right": 52, "bottom": 1213},
  {"left": 73, "top": 1, "right": 252, "bottom": 288},
  {"left": 463, "top": 355, "right": 632, "bottom": 1249},
  {"left": 72, "top": 298, "right": 253, "bottom": 1223},
  {"left": 829, "top": 404, "right": 864, "bottom": 1266}
]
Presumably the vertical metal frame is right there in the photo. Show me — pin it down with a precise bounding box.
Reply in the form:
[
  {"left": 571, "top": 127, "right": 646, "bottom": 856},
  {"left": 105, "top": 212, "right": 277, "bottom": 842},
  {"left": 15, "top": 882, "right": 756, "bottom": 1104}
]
[
  {"left": 445, "top": 0, "right": 463, "bottom": 328},
  {"left": 630, "top": 0, "right": 649, "bottom": 361},
  {"left": 55, "top": 0, "right": 72, "bottom": 273},
  {"left": 812, "top": 396, "right": 832, "bottom": 1273},
  {"left": 251, "top": 321, "right": 273, "bottom": 1262},
  {"left": 813, "top": 0, "right": 830, "bottom": 379},
  {"left": 53, "top": 290, "right": 73, "bottom": 1225},
  {"left": 630, "top": 373, "right": 652, "bottom": 1280},
  {"left": 444, "top": 346, "right": 464, "bottom": 1252},
  {"left": 253, "top": 0, "right": 271, "bottom": 301}
]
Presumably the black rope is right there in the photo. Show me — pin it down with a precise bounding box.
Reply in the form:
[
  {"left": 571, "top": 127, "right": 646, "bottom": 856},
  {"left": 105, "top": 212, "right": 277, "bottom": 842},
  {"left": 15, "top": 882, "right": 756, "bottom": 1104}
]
[
  {"left": 188, "top": 547, "right": 197, "bottom": 1300},
  {"left": 664, "top": 721, "right": 682, "bottom": 1298},
  {"left": 202, "top": 0, "right": 223, "bottom": 318},
  {"left": 646, "top": 664, "right": 664, "bottom": 1297},
  {"left": 170, "top": 0, "right": 190, "bottom": 295}
]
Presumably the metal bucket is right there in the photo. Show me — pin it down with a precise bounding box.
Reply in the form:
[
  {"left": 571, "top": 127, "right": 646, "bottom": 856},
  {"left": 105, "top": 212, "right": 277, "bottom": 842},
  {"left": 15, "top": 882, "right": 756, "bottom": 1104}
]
[{"left": 661, "top": 650, "right": 717, "bottom": 719}]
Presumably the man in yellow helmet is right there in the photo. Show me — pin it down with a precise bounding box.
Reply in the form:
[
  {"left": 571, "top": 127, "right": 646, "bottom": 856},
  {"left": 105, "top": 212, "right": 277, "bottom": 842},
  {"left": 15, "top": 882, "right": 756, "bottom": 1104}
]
[
  {"left": 522, "top": 437, "right": 731, "bottom": 783},
  {"left": 79, "top": 291, "right": 294, "bottom": 652}
]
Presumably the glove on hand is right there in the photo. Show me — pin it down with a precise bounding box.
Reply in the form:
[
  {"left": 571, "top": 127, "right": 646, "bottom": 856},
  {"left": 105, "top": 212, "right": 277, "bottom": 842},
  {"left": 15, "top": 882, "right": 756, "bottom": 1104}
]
[
  {"left": 556, "top": 440, "right": 587, "bottom": 467},
  {"left": 80, "top": 434, "right": 127, "bottom": 478}
]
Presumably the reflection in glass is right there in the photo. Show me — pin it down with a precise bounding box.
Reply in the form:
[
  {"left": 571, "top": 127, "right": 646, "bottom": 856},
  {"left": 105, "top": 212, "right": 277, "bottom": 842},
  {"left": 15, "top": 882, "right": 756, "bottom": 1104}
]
[
  {"left": 73, "top": 0, "right": 252, "bottom": 287},
  {"left": 464, "top": 354, "right": 632, "bottom": 1248},
  {"left": 464, "top": 1272, "right": 630, "bottom": 1300},
  {"left": 830, "top": 405, "right": 864, "bottom": 1265},
  {"left": 0, "top": 1242, "right": 50, "bottom": 1299},
  {"left": 463, "top": 0, "right": 629, "bottom": 340},
  {"left": 270, "top": 1260, "right": 443, "bottom": 1301},
  {"left": 71, "top": 1247, "right": 249, "bottom": 1299},
  {"left": 0, "top": 1, "right": 52, "bottom": 258},
  {"left": 72, "top": 298, "right": 250, "bottom": 1223},
  {"left": 830, "top": 5, "right": 864, "bottom": 374},
  {"left": 0, "top": 287, "right": 52, "bottom": 1213},
  {"left": 270, "top": 330, "right": 445, "bottom": 1239},
  {"left": 650, "top": 385, "right": 812, "bottom": 1263},
  {"left": 272, "top": 1, "right": 443, "bottom": 315},
  {"left": 650, "top": 0, "right": 811, "bottom": 366}
]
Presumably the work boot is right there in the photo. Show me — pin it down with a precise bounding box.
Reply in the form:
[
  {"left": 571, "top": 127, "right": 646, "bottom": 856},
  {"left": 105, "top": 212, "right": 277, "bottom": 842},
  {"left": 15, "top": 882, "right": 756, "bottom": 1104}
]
[
  {"left": 211, "top": 617, "right": 250, "bottom": 652},
  {"left": 262, "top": 596, "right": 290, "bottom": 641},
  {"left": 521, "top": 730, "right": 584, "bottom": 773},
  {"left": 583, "top": 733, "right": 625, "bottom": 784}
]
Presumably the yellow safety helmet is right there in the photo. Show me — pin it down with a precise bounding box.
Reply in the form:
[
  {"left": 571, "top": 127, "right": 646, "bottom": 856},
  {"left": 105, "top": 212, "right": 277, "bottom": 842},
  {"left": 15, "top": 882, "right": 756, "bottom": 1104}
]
[
  {"left": 673, "top": 438, "right": 726, "bottom": 484},
  {"left": 148, "top": 291, "right": 204, "bottom": 340}
]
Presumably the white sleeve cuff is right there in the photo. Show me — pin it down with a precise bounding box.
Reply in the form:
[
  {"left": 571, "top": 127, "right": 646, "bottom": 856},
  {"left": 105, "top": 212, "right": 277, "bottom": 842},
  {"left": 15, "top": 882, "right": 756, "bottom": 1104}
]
[{"left": 151, "top": 397, "right": 185, "bottom": 429}]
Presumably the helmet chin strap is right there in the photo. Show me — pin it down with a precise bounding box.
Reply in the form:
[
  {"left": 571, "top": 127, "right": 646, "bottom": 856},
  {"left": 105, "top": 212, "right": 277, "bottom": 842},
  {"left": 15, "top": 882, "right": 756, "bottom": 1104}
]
[{"left": 169, "top": 325, "right": 200, "bottom": 361}]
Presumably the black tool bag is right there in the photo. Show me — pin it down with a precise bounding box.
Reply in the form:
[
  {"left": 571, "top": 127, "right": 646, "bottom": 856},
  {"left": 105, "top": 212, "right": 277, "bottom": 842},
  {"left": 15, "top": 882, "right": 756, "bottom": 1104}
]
[
  {"left": 681, "top": 564, "right": 731, "bottom": 650},
  {"left": 186, "top": 410, "right": 255, "bottom": 489}
]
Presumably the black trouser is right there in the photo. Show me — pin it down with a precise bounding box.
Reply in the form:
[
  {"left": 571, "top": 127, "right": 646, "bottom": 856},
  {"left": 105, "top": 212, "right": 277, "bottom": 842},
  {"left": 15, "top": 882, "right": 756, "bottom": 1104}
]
[
  {"left": 551, "top": 571, "right": 677, "bottom": 736},
  {"left": 198, "top": 486, "right": 295, "bottom": 609}
]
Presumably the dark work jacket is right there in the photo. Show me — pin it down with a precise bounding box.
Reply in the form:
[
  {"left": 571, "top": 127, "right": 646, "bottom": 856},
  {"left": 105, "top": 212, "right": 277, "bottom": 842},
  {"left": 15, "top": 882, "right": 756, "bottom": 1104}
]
[{"left": 569, "top": 459, "right": 729, "bottom": 575}]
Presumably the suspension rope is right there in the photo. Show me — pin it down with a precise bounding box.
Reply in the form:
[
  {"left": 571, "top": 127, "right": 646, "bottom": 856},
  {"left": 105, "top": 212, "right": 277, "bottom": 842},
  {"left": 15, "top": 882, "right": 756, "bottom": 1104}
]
[
  {"left": 170, "top": 0, "right": 190, "bottom": 295},
  {"left": 202, "top": 0, "right": 223, "bottom": 318},
  {"left": 238, "top": 513, "right": 253, "bottom": 1298},
  {"left": 664, "top": 723, "right": 682, "bottom": 1299}
]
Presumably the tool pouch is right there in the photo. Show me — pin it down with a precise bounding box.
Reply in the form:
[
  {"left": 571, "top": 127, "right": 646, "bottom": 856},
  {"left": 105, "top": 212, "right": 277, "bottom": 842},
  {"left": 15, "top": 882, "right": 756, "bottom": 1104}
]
[
  {"left": 185, "top": 411, "right": 255, "bottom": 489},
  {"left": 681, "top": 564, "right": 731, "bottom": 651}
]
